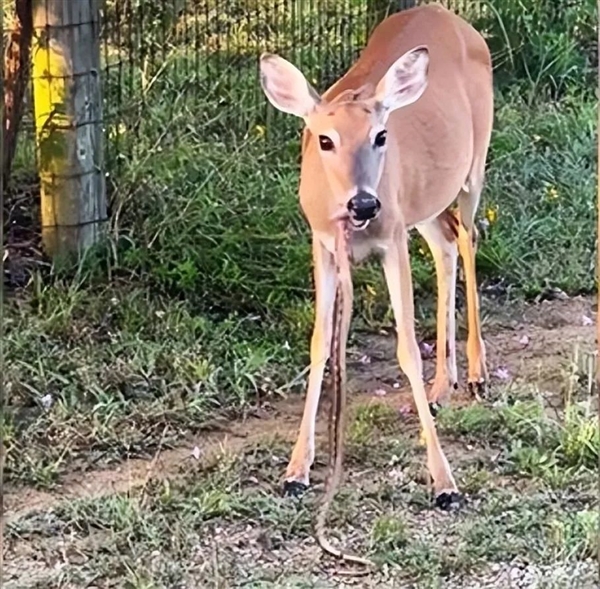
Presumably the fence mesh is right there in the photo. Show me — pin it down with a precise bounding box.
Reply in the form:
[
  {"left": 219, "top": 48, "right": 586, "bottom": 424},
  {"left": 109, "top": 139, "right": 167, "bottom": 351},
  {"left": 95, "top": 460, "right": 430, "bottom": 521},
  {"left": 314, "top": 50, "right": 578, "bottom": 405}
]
[
  {"left": 3, "top": 0, "right": 485, "bottom": 191},
  {"left": 99, "top": 1, "right": 487, "bottom": 171}
]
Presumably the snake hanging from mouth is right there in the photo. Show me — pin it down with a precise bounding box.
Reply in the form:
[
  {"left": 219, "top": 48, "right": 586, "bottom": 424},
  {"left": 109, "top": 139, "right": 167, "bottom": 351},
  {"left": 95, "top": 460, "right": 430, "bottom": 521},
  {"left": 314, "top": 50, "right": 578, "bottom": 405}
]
[{"left": 314, "top": 220, "right": 375, "bottom": 571}]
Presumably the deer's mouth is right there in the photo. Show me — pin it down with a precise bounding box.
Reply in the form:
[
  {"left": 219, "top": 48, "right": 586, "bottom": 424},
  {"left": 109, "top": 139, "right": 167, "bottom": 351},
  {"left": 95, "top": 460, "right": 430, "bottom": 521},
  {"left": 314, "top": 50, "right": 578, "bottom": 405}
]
[{"left": 350, "top": 218, "right": 371, "bottom": 231}]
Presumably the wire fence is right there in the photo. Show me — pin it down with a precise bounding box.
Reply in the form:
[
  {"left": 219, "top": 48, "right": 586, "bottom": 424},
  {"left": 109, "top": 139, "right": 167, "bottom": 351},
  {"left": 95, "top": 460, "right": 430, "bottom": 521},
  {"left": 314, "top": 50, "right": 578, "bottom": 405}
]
[
  {"left": 3, "top": 0, "right": 486, "bottom": 191},
  {"left": 99, "top": 0, "right": 488, "bottom": 172}
]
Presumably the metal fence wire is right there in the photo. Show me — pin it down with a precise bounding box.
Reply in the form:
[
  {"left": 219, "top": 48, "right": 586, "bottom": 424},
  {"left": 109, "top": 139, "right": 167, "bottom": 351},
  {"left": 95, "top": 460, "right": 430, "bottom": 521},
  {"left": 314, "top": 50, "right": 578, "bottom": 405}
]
[
  {"left": 4, "top": 1, "right": 485, "bottom": 188},
  {"left": 99, "top": 0, "right": 485, "bottom": 171}
]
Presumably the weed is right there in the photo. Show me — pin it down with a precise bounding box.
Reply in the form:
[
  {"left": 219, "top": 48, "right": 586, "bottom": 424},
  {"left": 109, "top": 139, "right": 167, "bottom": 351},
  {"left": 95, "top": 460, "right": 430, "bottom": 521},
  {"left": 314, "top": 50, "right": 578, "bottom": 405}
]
[
  {"left": 473, "top": 0, "right": 596, "bottom": 97},
  {"left": 370, "top": 514, "right": 408, "bottom": 556},
  {"left": 346, "top": 401, "right": 415, "bottom": 466},
  {"left": 438, "top": 387, "right": 599, "bottom": 490}
]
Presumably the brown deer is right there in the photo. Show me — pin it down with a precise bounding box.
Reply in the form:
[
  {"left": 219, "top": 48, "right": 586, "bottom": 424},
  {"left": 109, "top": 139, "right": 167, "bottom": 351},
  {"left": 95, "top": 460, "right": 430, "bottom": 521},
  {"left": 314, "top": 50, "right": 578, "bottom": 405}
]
[{"left": 259, "top": 3, "right": 493, "bottom": 507}]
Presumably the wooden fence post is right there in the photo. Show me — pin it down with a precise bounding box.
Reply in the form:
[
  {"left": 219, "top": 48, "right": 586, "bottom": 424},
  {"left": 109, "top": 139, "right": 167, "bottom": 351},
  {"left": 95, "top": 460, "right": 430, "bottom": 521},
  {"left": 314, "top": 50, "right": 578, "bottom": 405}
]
[
  {"left": 597, "top": 2, "right": 599, "bottom": 396},
  {"left": 31, "top": 0, "right": 106, "bottom": 260}
]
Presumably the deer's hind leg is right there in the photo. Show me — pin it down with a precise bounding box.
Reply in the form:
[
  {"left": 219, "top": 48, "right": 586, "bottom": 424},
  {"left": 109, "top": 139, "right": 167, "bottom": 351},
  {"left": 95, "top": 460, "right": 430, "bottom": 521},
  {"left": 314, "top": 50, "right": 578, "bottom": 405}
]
[
  {"left": 416, "top": 210, "right": 460, "bottom": 409},
  {"left": 457, "top": 171, "right": 488, "bottom": 398}
]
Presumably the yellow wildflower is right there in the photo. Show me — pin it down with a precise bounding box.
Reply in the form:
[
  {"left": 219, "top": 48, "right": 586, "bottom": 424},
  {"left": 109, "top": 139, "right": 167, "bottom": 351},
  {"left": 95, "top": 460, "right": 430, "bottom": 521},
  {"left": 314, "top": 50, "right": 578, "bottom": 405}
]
[{"left": 486, "top": 206, "right": 498, "bottom": 224}]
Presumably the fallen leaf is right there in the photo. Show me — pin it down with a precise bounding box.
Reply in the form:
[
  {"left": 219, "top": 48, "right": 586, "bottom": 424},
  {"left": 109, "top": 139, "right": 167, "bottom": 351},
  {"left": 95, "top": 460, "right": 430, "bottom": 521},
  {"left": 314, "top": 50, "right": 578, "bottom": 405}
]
[
  {"left": 493, "top": 367, "right": 510, "bottom": 381},
  {"left": 398, "top": 404, "right": 412, "bottom": 416},
  {"left": 582, "top": 315, "right": 593, "bottom": 326},
  {"left": 419, "top": 341, "right": 435, "bottom": 359},
  {"left": 388, "top": 468, "right": 404, "bottom": 483}
]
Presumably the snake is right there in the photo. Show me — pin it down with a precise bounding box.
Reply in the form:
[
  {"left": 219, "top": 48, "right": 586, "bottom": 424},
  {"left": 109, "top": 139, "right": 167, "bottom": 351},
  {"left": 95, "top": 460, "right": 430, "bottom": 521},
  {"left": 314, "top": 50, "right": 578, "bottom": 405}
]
[{"left": 314, "top": 220, "right": 375, "bottom": 571}]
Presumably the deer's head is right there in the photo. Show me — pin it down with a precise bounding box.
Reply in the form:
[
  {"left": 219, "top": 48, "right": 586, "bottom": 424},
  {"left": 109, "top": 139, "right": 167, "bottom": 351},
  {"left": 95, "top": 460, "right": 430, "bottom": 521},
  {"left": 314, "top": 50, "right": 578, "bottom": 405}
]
[{"left": 259, "top": 46, "right": 429, "bottom": 229}]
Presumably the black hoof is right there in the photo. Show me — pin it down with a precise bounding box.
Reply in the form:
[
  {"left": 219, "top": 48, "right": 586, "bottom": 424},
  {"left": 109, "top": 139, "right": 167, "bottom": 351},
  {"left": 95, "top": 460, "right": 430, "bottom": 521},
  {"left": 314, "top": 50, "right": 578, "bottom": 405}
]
[
  {"left": 429, "top": 402, "right": 442, "bottom": 417},
  {"left": 468, "top": 380, "right": 487, "bottom": 400},
  {"left": 282, "top": 480, "right": 308, "bottom": 498},
  {"left": 435, "top": 491, "right": 464, "bottom": 511}
]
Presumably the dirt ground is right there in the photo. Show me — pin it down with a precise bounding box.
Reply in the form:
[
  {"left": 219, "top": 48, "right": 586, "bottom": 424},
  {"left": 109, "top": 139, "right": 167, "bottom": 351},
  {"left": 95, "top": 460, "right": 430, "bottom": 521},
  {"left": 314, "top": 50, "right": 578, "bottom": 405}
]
[{"left": 4, "top": 296, "right": 598, "bottom": 589}]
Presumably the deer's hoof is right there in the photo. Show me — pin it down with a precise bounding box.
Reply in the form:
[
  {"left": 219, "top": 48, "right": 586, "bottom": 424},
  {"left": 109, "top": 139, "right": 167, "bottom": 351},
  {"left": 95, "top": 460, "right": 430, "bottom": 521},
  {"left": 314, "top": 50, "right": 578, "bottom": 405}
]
[
  {"left": 435, "top": 490, "right": 464, "bottom": 511},
  {"left": 467, "top": 380, "right": 487, "bottom": 400},
  {"left": 282, "top": 480, "right": 309, "bottom": 498},
  {"left": 428, "top": 402, "right": 442, "bottom": 417}
]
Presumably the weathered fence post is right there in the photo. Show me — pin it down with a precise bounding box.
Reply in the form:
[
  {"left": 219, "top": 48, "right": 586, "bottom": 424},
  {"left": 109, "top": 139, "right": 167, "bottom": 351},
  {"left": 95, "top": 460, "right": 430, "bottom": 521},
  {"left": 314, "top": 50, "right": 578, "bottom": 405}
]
[
  {"left": 31, "top": 0, "right": 106, "bottom": 260},
  {"left": 597, "top": 6, "right": 600, "bottom": 396}
]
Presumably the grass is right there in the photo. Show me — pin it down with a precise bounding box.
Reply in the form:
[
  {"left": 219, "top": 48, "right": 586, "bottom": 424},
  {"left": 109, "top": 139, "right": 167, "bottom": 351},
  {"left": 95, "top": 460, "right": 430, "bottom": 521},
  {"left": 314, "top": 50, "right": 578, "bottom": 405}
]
[
  {"left": 5, "top": 78, "right": 595, "bottom": 488},
  {"left": 477, "top": 90, "right": 596, "bottom": 295},
  {"left": 437, "top": 386, "right": 598, "bottom": 502},
  {"left": 6, "top": 393, "right": 598, "bottom": 587},
  {"left": 4, "top": 282, "right": 306, "bottom": 486}
]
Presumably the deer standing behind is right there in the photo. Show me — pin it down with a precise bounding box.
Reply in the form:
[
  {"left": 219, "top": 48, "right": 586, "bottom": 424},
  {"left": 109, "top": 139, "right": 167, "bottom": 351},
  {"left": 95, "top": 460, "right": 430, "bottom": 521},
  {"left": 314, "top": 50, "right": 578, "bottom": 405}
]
[{"left": 259, "top": 3, "right": 493, "bottom": 507}]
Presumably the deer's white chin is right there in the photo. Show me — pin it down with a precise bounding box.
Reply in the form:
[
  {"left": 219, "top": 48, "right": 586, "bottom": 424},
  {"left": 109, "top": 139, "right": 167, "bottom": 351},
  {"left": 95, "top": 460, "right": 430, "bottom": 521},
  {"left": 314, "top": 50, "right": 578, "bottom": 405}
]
[{"left": 351, "top": 218, "right": 370, "bottom": 231}]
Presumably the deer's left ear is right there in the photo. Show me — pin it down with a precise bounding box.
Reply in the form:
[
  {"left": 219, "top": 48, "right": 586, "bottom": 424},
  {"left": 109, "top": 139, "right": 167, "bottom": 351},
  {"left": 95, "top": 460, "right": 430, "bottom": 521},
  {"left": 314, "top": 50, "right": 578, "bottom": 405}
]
[{"left": 375, "top": 46, "right": 429, "bottom": 114}]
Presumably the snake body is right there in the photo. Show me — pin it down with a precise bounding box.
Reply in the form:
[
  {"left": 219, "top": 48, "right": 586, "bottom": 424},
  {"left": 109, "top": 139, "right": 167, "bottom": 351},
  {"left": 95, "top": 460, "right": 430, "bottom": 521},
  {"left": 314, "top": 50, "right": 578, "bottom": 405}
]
[{"left": 314, "top": 222, "right": 375, "bottom": 570}]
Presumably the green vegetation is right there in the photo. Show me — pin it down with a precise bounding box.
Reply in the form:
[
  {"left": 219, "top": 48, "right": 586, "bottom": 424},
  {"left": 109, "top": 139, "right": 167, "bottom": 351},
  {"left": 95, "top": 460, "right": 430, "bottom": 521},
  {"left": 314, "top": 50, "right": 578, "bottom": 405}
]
[
  {"left": 6, "top": 395, "right": 598, "bottom": 586},
  {"left": 5, "top": 0, "right": 596, "bottom": 485}
]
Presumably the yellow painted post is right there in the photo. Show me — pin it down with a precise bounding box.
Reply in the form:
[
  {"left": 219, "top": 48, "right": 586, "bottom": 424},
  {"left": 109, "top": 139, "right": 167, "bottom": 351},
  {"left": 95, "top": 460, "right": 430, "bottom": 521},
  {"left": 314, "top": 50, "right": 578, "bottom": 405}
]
[{"left": 31, "top": 0, "right": 106, "bottom": 260}]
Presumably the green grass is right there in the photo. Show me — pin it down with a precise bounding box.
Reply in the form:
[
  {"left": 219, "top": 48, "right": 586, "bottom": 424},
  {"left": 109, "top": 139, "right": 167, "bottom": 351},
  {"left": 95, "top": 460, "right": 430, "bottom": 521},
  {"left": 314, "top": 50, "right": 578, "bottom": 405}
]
[
  {"left": 437, "top": 387, "right": 599, "bottom": 486},
  {"left": 3, "top": 282, "right": 304, "bottom": 486},
  {"left": 105, "top": 77, "right": 595, "bottom": 318},
  {"left": 5, "top": 73, "right": 596, "bottom": 487},
  {"left": 478, "top": 90, "right": 596, "bottom": 294},
  {"left": 6, "top": 397, "right": 598, "bottom": 587}
]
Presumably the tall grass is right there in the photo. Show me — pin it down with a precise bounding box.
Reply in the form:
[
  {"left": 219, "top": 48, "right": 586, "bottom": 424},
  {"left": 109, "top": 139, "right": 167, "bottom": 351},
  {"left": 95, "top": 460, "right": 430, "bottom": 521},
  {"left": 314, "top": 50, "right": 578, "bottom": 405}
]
[{"left": 473, "top": 0, "right": 597, "bottom": 98}]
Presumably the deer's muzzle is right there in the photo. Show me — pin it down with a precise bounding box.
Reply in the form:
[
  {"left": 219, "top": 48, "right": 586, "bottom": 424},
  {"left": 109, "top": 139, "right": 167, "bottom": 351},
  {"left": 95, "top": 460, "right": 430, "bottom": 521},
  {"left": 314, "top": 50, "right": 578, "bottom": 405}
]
[{"left": 347, "top": 191, "right": 381, "bottom": 228}]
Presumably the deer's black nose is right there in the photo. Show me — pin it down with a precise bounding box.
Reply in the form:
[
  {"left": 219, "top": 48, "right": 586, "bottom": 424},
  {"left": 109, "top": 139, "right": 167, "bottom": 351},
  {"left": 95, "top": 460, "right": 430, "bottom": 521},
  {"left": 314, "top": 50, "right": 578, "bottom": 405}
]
[{"left": 347, "top": 192, "right": 381, "bottom": 221}]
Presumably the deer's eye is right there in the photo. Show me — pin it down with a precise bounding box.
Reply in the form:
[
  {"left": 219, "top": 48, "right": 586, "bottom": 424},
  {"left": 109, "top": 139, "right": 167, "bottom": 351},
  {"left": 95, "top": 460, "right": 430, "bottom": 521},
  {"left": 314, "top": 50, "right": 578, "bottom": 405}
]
[
  {"left": 318, "top": 135, "right": 335, "bottom": 151},
  {"left": 374, "top": 130, "right": 387, "bottom": 147}
]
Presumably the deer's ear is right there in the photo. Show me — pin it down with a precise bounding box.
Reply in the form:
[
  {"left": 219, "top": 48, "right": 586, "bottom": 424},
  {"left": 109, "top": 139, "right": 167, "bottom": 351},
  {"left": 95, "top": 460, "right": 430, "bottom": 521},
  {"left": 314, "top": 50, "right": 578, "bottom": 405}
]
[
  {"left": 259, "top": 53, "right": 320, "bottom": 118},
  {"left": 375, "top": 46, "right": 429, "bottom": 114}
]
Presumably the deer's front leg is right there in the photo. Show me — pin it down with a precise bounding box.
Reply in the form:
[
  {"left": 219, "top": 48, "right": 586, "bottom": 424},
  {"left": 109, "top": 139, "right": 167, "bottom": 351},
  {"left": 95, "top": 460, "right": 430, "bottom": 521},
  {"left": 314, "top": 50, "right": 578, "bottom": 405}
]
[
  {"left": 283, "top": 237, "right": 336, "bottom": 496},
  {"left": 382, "top": 230, "right": 462, "bottom": 509}
]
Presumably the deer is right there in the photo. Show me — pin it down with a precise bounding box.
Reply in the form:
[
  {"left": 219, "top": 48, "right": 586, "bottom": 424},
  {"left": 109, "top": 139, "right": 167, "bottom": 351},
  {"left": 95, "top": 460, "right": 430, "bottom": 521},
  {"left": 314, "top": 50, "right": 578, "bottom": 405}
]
[{"left": 259, "top": 2, "right": 493, "bottom": 508}]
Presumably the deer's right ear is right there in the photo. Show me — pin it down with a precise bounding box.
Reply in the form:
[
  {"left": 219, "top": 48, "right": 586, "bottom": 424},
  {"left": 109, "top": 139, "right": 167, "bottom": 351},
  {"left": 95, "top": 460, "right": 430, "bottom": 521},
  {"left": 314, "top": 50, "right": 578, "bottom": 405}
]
[{"left": 259, "top": 53, "right": 320, "bottom": 118}]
